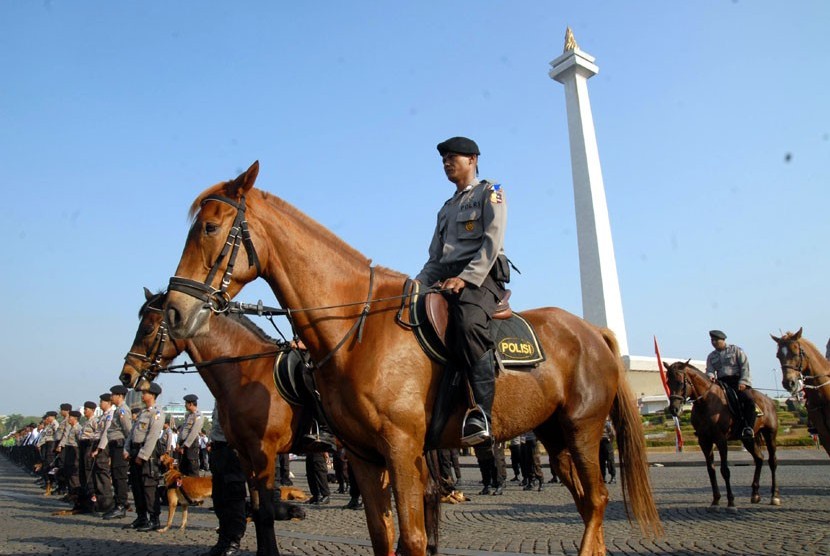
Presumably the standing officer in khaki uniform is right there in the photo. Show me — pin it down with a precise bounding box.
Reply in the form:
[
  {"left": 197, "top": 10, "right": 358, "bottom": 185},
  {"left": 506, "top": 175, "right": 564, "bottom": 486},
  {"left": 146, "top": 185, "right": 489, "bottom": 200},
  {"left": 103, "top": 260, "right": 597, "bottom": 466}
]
[
  {"left": 102, "top": 385, "right": 133, "bottom": 519},
  {"left": 36, "top": 411, "right": 59, "bottom": 492},
  {"left": 91, "top": 392, "right": 115, "bottom": 515},
  {"left": 123, "top": 382, "right": 166, "bottom": 532},
  {"left": 57, "top": 409, "right": 82, "bottom": 502},
  {"left": 178, "top": 394, "right": 204, "bottom": 476},
  {"left": 415, "top": 136, "right": 510, "bottom": 446},
  {"left": 76, "top": 401, "right": 99, "bottom": 512}
]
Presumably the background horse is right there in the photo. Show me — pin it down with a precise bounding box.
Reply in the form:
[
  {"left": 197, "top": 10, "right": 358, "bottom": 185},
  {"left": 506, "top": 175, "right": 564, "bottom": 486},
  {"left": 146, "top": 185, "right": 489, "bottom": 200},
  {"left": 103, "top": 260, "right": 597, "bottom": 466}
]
[
  {"left": 163, "top": 161, "right": 661, "bottom": 556},
  {"left": 772, "top": 328, "right": 830, "bottom": 457},
  {"left": 120, "top": 289, "right": 307, "bottom": 555},
  {"left": 663, "top": 360, "right": 780, "bottom": 510}
]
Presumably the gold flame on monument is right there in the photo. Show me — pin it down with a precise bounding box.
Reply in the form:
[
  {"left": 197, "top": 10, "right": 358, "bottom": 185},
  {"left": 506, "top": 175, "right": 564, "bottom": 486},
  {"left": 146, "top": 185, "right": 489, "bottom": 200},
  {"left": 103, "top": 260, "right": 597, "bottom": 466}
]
[{"left": 564, "top": 26, "right": 578, "bottom": 52}]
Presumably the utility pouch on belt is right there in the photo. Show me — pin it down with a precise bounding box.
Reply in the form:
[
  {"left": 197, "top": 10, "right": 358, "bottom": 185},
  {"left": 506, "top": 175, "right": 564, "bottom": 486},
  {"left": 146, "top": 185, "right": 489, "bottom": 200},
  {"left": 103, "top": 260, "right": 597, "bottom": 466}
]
[{"left": 491, "top": 254, "right": 511, "bottom": 284}]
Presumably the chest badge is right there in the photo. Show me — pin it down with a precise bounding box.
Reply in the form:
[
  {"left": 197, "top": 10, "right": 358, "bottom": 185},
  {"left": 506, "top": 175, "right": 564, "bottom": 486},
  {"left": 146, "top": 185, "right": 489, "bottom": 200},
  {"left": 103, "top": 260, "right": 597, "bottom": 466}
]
[{"left": 465, "top": 221, "right": 475, "bottom": 232}]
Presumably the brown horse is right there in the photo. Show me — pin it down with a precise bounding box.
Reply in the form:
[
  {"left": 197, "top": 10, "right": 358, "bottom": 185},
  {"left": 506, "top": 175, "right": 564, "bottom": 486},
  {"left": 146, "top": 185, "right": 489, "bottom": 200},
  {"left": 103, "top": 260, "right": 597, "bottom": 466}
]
[
  {"left": 163, "top": 161, "right": 661, "bottom": 556},
  {"left": 663, "top": 360, "right": 780, "bottom": 510},
  {"left": 772, "top": 328, "right": 830, "bottom": 457},
  {"left": 119, "top": 289, "right": 306, "bottom": 555}
]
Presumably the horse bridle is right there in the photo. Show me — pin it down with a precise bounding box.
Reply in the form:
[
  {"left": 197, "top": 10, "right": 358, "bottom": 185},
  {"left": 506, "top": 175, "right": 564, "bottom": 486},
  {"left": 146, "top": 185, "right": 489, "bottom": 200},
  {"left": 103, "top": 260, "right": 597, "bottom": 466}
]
[
  {"left": 168, "top": 194, "right": 261, "bottom": 314},
  {"left": 123, "top": 302, "right": 169, "bottom": 385},
  {"left": 780, "top": 341, "right": 830, "bottom": 392},
  {"left": 668, "top": 369, "right": 694, "bottom": 405}
]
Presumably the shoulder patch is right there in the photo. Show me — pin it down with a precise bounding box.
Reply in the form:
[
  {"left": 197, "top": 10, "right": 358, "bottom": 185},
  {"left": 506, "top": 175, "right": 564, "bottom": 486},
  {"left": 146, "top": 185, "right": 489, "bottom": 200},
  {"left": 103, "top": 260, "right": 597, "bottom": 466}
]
[{"left": 490, "top": 183, "right": 504, "bottom": 204}]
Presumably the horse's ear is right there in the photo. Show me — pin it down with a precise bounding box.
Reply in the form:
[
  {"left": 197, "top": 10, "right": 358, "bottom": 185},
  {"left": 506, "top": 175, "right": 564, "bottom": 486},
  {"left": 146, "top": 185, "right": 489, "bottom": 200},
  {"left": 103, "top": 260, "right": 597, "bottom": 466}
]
[
  {"left": 794, "top": 327, "right": 803, "bottom": 340},
  {"left": 144, "top": 287, "right": 153, "bottom": 301},
  {"left": 662, "top": 361, "right": 670, "bottom": 370},
  {"left": 770, "top": 333, "right": 780, "bottom": 343},
  {"left": 684, "top": 358, "right": 691, "bottom": 366},
  {"left": 227, "top": 160, "right": 260, "bottom": 199}
]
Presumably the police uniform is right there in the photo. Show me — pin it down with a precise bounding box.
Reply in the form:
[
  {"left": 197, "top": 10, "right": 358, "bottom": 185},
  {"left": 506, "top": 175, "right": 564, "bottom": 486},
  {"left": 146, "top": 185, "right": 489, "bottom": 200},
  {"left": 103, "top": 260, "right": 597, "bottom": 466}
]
[
  {"left": 599, "top": 419, "right": 616, "bottom": 483},
  {"left": 92, "top": 393, "right": 115, "bottom": 513},
  {"left": 36, "top": 412, "right": 59, "bottom": 489},
  {"left": 125, "top": 383, "right": 166, "bottom": 531},
  {"left": 205, "top": 406, "right": 247, "bottom": 556},
  {"left": 76, "top": 402, "right": 99, "bottom": 511},
  {"left": 706, "top": 329, "right": 755, "bottom": 440},
  {"left": 416, "top": 136, "right": 509, "bottom": 446},
  {"left": 57, "top": 411, "right": 82, "bottom": 501},
  {"left": 179, "top": 394, "right": 204, "bottom": 477},
  {"left": 102, "top": 385, "right": 134, "bottom": 519}
]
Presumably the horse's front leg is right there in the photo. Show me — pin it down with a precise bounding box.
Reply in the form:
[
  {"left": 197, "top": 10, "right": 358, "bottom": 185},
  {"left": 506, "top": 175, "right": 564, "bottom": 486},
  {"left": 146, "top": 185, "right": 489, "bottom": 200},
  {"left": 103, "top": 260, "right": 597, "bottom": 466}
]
[
  {"left": 715, "top": 441, "right": 736, "bottom": 513},
  {"left": 386, "top": 441, "right": 430, "bottom": 556},
  {"left": 347, "top": 452, "right": 396, "bottom": 556},
  {"left": 699, "top": 438, "right": 720, "bottom": 509}
]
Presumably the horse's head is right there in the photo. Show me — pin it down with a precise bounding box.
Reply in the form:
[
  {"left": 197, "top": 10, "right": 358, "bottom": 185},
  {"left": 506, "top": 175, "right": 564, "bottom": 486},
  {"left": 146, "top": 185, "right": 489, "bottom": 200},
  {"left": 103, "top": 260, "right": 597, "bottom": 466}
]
[
  {"left": 771, "top": 328, "right": 806, "bottom": 394},
  {"left": 663, "top": 360, "right": 691, "bottom": 417},
  {"left": 120, "top": 288, "right": 182, "bottom": 390},
  {"left": 165, "top": 161, "right": 264, "bottom": 339}
]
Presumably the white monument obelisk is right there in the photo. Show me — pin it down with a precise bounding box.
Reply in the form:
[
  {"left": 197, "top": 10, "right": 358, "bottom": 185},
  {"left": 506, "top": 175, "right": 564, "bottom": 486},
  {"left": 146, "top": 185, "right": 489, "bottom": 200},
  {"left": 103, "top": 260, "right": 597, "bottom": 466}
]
[{"left": 548, "top": 28, "right": 630, "bottom": 356}]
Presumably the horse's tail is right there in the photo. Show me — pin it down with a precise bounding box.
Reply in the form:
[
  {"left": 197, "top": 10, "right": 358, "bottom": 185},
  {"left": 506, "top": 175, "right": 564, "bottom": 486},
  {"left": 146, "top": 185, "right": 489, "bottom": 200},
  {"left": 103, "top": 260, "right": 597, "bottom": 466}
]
[{"left": 602, "top": 328, "right": 664, "bottom": 538}]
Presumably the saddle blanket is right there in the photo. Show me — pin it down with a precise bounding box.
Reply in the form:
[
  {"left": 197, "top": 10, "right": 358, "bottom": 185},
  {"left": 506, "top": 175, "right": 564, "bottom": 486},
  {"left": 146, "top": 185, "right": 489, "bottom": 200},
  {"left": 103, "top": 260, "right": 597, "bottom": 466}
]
[{"left": 406, "top": 280, "right": 545, "bottom": 367}]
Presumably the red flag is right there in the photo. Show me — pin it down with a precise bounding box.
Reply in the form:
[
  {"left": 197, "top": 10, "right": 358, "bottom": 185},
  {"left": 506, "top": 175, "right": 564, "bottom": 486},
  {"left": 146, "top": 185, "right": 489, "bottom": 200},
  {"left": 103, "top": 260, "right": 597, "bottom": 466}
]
[
  {"left": 654, "top": 336, "right": 683, "bottom": 451},
  {"left": 654, "top": 336, "right": 670, "bottom": 396}
]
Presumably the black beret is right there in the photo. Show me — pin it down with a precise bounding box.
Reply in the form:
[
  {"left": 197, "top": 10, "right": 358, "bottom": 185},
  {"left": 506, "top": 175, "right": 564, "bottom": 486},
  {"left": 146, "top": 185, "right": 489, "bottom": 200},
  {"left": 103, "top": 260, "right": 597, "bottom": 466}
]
[
  {"left": 59, "top": 403, "right": 72, "bottom": 411},
  {"left": 69, "top": 410, "right": 81, "bottom": 418},
  {"left": 99, "top": 393, "right": 112, "bottom": 402},
  {"left": 83, "top": 401, "right": 97, "bottom": 410},
  {"left": 110, "top": 385, "right": 128, "bottom": 395},
  {"left": 183, "top": 394, "right": 198, "bottom": 403},
  {"left": 146, "top": 382, "right": 162, "bottom": 396},
  {"left": 709, "top": 330, "right": 727, "bottom": 340},
  {"left": 131, "top": 407, "right": 141, "bottom": 415},
  {"left": 436, "top": 136, "right": 480, "bottom": 156},
  {"left": 46, "top": 410, "right": 58, "bottom": 417}
]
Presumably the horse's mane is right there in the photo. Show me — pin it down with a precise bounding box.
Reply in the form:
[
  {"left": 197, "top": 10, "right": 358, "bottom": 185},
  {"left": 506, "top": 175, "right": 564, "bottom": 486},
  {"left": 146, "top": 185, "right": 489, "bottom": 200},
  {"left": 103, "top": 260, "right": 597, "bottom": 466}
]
[
  {"left": 188, "top": 183, "right": 373, "bottom": 268},
  {"left": 222, "top": 312, "right": 281, "bottom": 346},
  {"left": 782, "top": 330, "right": 825, "bottom": 362}
]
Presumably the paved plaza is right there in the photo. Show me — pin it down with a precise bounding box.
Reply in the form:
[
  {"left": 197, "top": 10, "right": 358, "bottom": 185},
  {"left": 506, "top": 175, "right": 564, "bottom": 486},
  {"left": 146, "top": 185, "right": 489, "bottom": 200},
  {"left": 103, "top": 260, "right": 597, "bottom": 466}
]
[{"left": 1, "top": 449, "right": 828, "bottom": 556}]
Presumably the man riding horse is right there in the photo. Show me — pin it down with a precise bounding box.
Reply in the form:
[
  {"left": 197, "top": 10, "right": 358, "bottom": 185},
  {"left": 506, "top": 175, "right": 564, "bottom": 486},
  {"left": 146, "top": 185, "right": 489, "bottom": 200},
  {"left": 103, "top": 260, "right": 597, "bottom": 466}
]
[
  {"left": 706, "top": 329, "right": 755, "bottom": 441},
  {"left": 415, "top": 136, "right": 509, "bottom": 446}
]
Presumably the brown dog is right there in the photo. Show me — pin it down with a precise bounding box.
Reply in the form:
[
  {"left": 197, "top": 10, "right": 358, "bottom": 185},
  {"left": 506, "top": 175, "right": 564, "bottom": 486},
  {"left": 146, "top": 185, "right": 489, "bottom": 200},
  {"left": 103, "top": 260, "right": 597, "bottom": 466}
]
[
  {"left": 158, "top": 453, "right": 212, "bottom": 533},
  {"left": 279, "top": 485, "right": 310, "bottom": 502}
]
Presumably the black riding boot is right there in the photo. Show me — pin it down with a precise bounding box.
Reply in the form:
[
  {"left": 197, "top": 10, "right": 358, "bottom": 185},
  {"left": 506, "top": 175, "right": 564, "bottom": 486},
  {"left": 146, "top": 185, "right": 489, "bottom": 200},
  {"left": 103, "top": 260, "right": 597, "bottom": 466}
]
[
  {"left": 462, "top": 350, "right": 495, "bottom": 447},
  {"left": 742, "top": 408, "right": 756, "bottom": 441}
]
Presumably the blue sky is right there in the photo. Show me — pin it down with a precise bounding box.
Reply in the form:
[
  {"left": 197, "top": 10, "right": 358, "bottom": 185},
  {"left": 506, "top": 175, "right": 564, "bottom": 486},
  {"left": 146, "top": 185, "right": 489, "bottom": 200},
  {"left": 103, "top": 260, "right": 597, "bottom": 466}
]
[{"left": 1, "top": 1, "right": 828, "bottom": 417}]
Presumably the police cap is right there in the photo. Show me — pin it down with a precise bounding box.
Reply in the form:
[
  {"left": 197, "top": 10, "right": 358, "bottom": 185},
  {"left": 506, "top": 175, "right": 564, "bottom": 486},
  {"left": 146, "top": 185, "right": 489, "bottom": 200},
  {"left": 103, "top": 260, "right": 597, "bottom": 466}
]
[
  {"left": 69, "top": 410, "right": 81, "bottom": 419},
  {"left": 131, "top": 407, "right": 141, "bottom": 415},
  {"left": 59, "top": 403, "right": 72, "bottom": 411},
  {"left": 99, "top": 393, "right": 112, "bottom": 402},
  {"left": 45, "top": 410, "right": 58, "bottom": 417},
  {"left": 709, "top": 329, "right": 727, "bottom": 340},
  {"left": 145, "top": 382, "right": 162, "bottom": 396},
  {"left": 83, "top": 401, "right": 97, "bottom": 410},
  {"left": 110, "top": 385, "right": 128, "bottom": 396},
  {"left": 183, "top": 394, "right": 198, "bottom": 403},
  {"left": 436, "top": 136, "right": 480, "bottom": 156}
]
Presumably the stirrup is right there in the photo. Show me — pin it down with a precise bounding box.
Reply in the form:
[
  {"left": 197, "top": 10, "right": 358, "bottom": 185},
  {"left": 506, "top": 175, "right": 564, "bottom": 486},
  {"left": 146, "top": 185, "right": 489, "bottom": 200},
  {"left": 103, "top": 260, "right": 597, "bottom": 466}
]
[{"left": 461, "top": 406, "right": 491, "bottom": 446}]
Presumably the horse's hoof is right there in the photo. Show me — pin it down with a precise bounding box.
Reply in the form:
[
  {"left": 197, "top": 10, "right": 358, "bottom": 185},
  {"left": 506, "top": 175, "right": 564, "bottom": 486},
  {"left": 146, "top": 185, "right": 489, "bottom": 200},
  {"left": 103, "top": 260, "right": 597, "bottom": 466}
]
[
  {"left": 706, "top": 505, "right": 719, "bottom": 513},
  {"left": 726, "top": 506, "right": 738, "bottom": 514},
  {"left": 770, "top": 497, "right": 781, "bottom": 506},
  {"left": 750, "top": 495, "right": 761, "bottom": 504}
]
